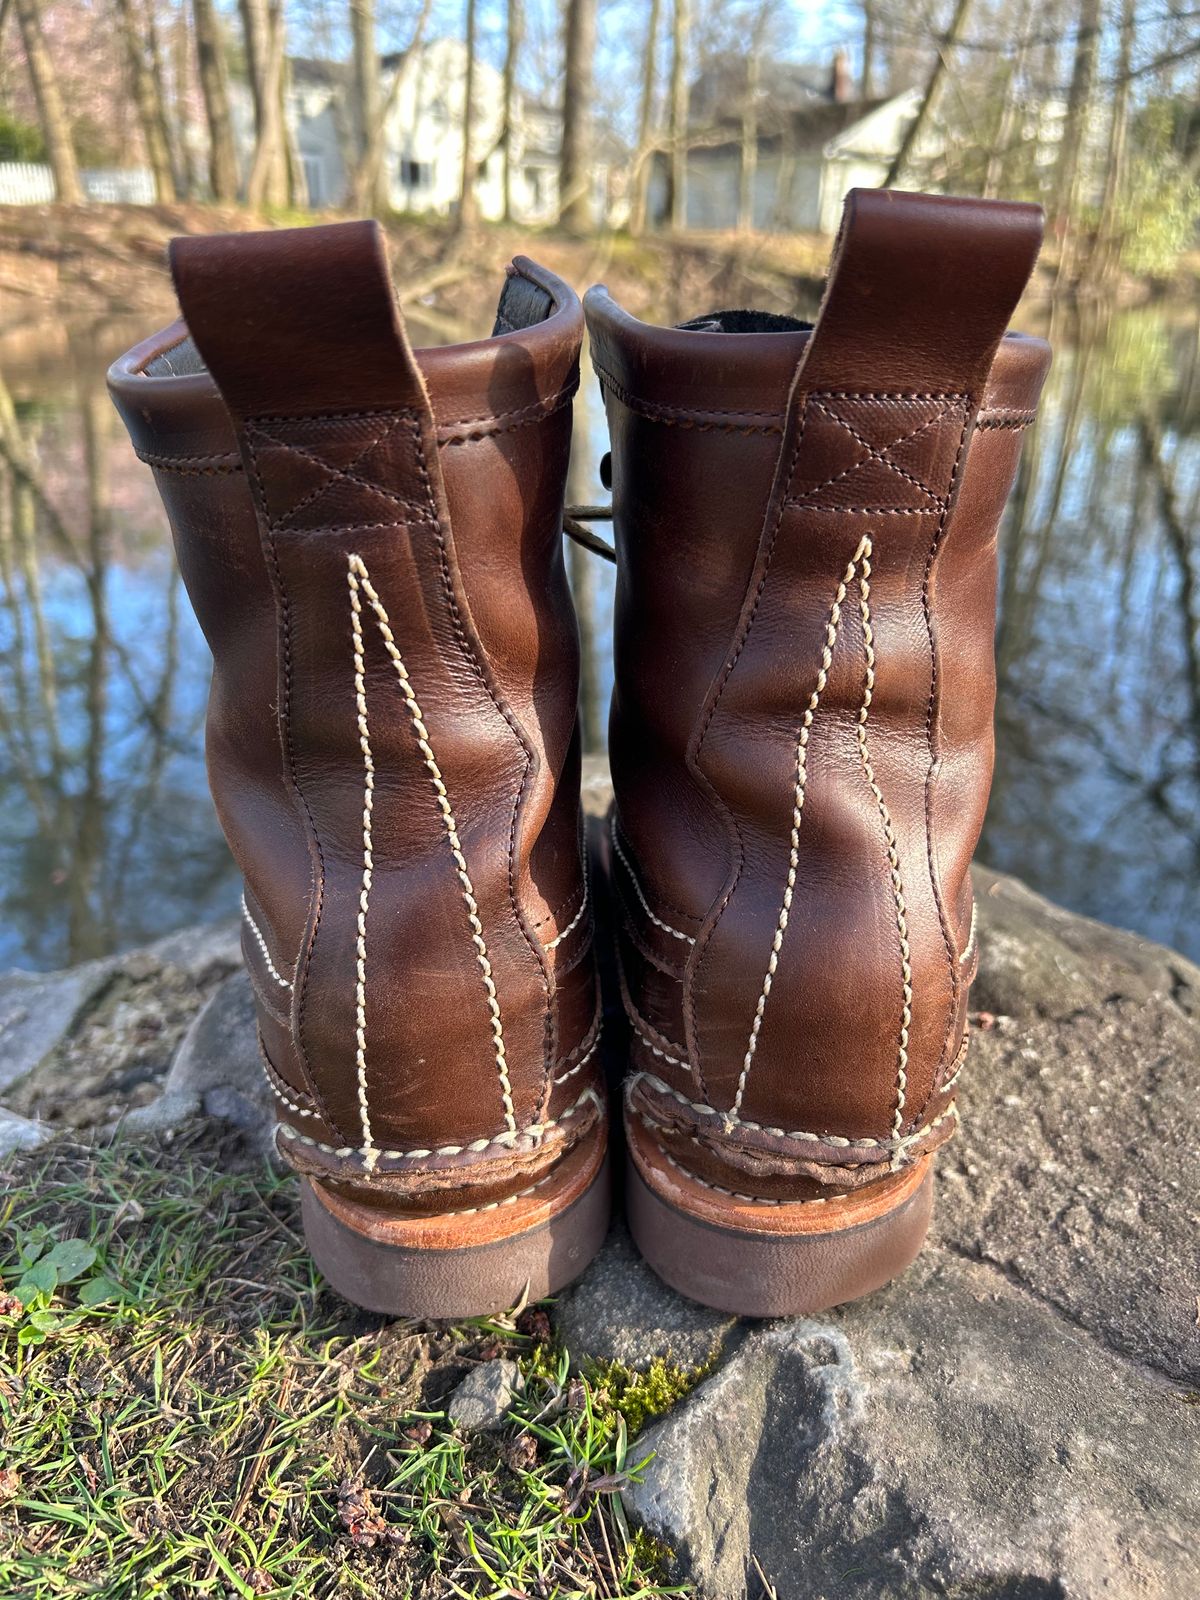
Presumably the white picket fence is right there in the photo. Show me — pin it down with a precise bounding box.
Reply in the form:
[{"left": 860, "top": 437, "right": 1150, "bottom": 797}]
[{"left": 0, "top": 163, "right": 157, "bottom": 205}]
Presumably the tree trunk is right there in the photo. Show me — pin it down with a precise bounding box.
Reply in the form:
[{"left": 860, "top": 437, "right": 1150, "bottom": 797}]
[
  {"left": 350, "top": 0, "right": 384, "bottom": 209},
  {"left": 629, "top": 0, "right": 661, "bottom": 234},
  {"left": 282, "top": 55, "right": 307, "bottom": 206},
  {"left": 458, "top": 0, "right": 479, "bottom": 229},
  {"left": 245, "top": 0, "right": 288, "bottom": 208},
  {"left": 146, "top": 3, "right": 188, "bottom": 197},
  {"left": 114, "top": 0, "right": 177, "bottom": 202},
  {"left": 559, "top": 0, "right": 597, "bottom": 230},
  {"left": 1089, "top": 0, "right": 1134, "bottom": 283},
  {"left": 982, "top": 0, "right": 1031, "bottom": 199},
  {"left": 884, "top": 0, "right": 972, "bottom": 188},
  {"left": 193, "top": 0, "right": 239, "bottom": 200},
  {"left": 739, "top": 17, "right": 767, "bottom": 234},
  {"left": 860, "top": 0, "right": 876, "bottom": 100},
  {"left": 351, "top": 0, "right": 432, "bottom": 216},
  {"left": 172, "top": 0, "right": 200, "bottom": 198},
  {"left": 1053, "top": 0, "right": 1102, "bottom": 229},
  {"left": 667, "top": 0, "right": 689, "bottom": 230},
  {"left": 502, "top": 0, "right": 522, "bottom": 222},
  {"left": 12, "top": 0, "right": 83, "bottom": 204},
  {"left": 239, "top": 0, "right": 268, "bottom": 129}
]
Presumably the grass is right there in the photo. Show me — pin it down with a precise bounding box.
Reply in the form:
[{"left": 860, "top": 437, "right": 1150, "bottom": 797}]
[{"left": 0, "top": 1127, "right": 694, "bottom": 1599}]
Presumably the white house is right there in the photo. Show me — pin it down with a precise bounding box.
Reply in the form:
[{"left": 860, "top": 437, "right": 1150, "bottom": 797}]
[
  {"left": 282, "top": 39, "right": 619, "bottom": 223},
  {"left": 648, "top": 57, "right": 944, "bottom": 234}
]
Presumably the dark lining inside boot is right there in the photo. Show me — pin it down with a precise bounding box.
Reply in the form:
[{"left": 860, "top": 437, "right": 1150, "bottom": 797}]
[
  {"left": 492, "top": 272, "right": 554, "bottom": 337},
  {"left": 141, "top": 268, "right": 553, "bottom": 377},
  {"left": 675, "top": 309, "right": 812, "bottom": 334},
  {"left": 143, "top": 336, "right": 207, "bottom": 377}
]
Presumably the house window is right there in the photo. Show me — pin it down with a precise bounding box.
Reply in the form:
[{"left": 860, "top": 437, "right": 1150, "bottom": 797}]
[{"left": 400, "top": 159, "right": 432, "bottom": 189}]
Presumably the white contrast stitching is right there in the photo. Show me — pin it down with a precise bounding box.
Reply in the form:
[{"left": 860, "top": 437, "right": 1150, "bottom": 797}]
[
  {"left": 941, "top": 1035, "right": 969, "bottom": 1094},
  {"left": 438, "top": 1170, "right": 559, "bottom": 1216},
  {"left": 629, "top": 1023, "right": 689, "bottom": 1073},
  {"left": 258, "top": 1044, "right": 317, "bottom": 1119},
  {"left": 347, "top": 553, "right": 518, "bottom": 1136},
  {"left": 275, "top": 1083, "right": 601, "bottom": 1162},
  {"left": 960, "top": 900, "right": 979, "bottom": 966},
  {"left": 610, "top": 818, "right": 696, "bottom": 944},
  {"left": 854, "top": 545, "right": 915, "bottom": 1166},
  {"left": 628, "top": 1069, "right": 957, "bottom": 1153},
  {"left": 796, "top": 401, "right": 952, "bottom": 511},
  {"left": 543, "top": 876, "right": 590, "bottom": 951},
  {"left": 241, "top": 894, "right": 294, "bottom": 991},
  {"left": 731, "top": 537, "right": 865, "bottom": 1120},
  {"left": 347, "top": 562, "right": 379, "bottom": 1169},
  {"left": 554, "top": 1036, "right": 600, "bottom": 1084},
  {"left": 646, "top": 1131, "right": 832, "bottom": 1207}
]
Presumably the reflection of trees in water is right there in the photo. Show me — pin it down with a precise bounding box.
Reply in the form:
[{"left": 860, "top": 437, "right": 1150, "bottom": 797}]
[
  {"left": 987, "top": 304, "right": 1200, "bottom": 956},
  {"left": 0, "top": 337, "right": 226, "bottom": 969},
  {"left": 0, "top": 309, "right": 1196, "bottom": 968}
]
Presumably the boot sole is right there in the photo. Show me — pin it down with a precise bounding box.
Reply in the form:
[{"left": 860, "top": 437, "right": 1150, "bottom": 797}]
[
  {"left": 626, "top": 1114, "right": 932, "bottom": 1316},
  {"left": 301, "top": 1128, "right": 610, "bottom": 1319}
]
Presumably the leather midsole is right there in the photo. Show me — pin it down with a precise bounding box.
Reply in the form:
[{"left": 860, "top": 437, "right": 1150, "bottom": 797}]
[
  {"left": 627, "top": 1111, "right": 930, "bottom": 1238},
  {"left": 308, "top": 1123, "right": 607, "bottom": 1251}
]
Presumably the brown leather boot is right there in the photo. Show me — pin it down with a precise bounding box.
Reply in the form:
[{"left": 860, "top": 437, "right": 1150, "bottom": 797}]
[
  {"left": 586, "top": 190, "right": 1049, "bottom": 1314},
  {"left": 108, "top": 223, "right": 608, "bottom": 1316}
]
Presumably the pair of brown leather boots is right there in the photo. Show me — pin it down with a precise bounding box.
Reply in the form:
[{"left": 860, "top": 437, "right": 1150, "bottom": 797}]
[{"left": 109, "top": 190, "right": 1049, "bottom": 1319}]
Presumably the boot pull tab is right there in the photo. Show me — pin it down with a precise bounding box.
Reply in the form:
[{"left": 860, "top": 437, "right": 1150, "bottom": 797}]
[
  {"left": 168, "top": 220, "right": 433, "bottom": 424},
  {"left": 795, "top": 189, "right": 1044, "bottom": 402}
]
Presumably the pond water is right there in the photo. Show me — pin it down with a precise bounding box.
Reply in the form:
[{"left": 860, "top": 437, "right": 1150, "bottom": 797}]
[{"left": 0, "top": 296, "right": 1197, "bottom": 971}]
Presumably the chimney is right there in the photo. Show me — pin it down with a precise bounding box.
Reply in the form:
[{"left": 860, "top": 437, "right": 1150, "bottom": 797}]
[{"left": 831, "top": 48, "right": 852, "bottom": 104}]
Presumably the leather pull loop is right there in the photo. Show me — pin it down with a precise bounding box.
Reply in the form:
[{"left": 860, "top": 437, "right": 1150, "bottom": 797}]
[
  {"left": 168, "top": 221, "right": 432, "bottom": 422},
  {"left": 796, "top": 189, "right": 1043, "bottom": 401}
]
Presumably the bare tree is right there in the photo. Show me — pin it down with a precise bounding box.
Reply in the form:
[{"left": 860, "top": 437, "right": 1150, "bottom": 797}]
[
  {"left": 502, "top": 0, "right": 523, "bottom": 222},
  {"left": 350, "top": 0, "right": 384, "bottom": 211},
  {"left": 351, "top": 0, "right": 433, "bottom": 216},
  {"left": 114, "top": 0, "right": 177, "bottom": 202},
  {"left": 193, "top": 0, "right": 239, "bottom": 200},
  {"left": 559, "top": 0, "right": 597, "bottom": 229},
  {"left": 630, "top": 0, "right": 662, "bottom": 235},
  {"left": 667, "top": 0, "right": 689, "bottom": 230},
  {"left": 245, "top": 0, "right": 289, "bottom": 207},
  {"left": 459, "top": 0, "right": 479, "bottom": 228},
  {"left": 241, "top": 0, "right": 289, "bottom": 208},
  {"left": 860, "top": 0, "right": 877, "bottom": 99},
  {"left": 171, "top": 0, "right": 201, "bottom": 197},
  {"left": 739, "top": 8, "right": 771, "bottom": 234},
  {"left": 1070, "top": 0, "right": 1134, "bottom": 283},
  {"left": 11, "top": 0, "right": 84, "bottom": 203},
  {"left": 1053, "top": 0, "right": 1102, "bottom": 227},
  {"left": 884, "top": 0, "right": 974, "bottom": 188}
]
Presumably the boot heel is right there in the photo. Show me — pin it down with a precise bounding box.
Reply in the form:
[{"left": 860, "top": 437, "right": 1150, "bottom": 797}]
[
  {"left": 626, "top": 1117, "right": 932, "bottom": 1318},
  {"left": 300, "top": 1133, "right": 610, "bottom": 1319}
]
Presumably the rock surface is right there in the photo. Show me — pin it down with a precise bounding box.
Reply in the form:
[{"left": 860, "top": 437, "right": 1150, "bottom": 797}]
[
  {"left": 572, "top": 867, "right": 1200, "bottom": 1599},
  {"left": 1, "top": 866, "right": 1196, "bottom": 1597},
  {"left": 2, "top": 921, "right": 240, "bottom": 1131},
  {"left": 554, "top": 1222, "right": 736, "bottom": 1374},
  {"left": 0, "top": 1107, "right": 52, "bottom": 1158},
  {"left": 0, "top": 957, "right": 116, "bottom": 1096},
  {"left": 447, "top": 1359, "right": 525, "bottom": 1432},
  {"left": 630, "top": 1256, "right": 1199, "bottom": 1599}
]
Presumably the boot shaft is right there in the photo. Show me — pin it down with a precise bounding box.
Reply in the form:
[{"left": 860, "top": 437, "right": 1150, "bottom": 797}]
[
  {"left": 109, "top": 224, "right": 601, "bottom": 1199},
  {"left": 587, "top": 191, "right": 1050, "bottom": 1174}
]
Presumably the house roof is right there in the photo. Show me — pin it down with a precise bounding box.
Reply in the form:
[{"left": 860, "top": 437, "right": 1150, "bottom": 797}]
[
  {"left": 685, "top": 97, "right": 892, "bottom": 161},
  {"left": 689, "top": 56, "right": 834, "bottom": 128},
  {"left": 289, "top": 56, "right": 347, "bottom": 88}
]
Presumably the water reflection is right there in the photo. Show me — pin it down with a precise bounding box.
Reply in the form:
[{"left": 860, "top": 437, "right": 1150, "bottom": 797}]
[
  {"left": 0, "top": 301, "right": 1195, "bottom": 971},
  {"left": 987, "top": 303, "right": 1199, "bottom": 958}
]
